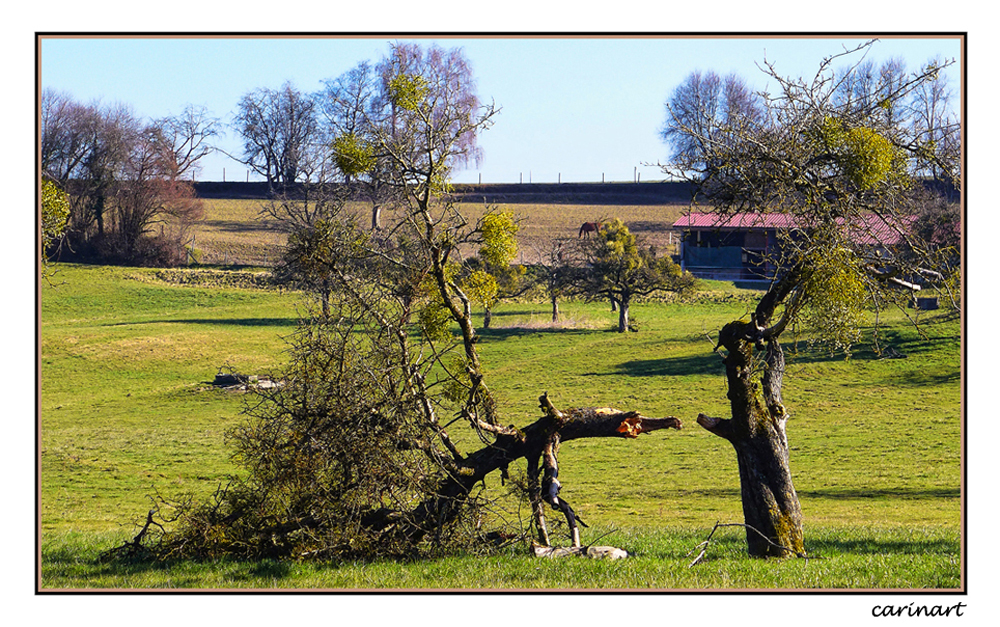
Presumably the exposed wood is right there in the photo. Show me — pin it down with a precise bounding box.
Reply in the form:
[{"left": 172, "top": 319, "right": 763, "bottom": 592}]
[
  {"left": 527, "top": 397, "right": 680, "bottom": 548},
  {"left": 532, "top": 544, "right": 628, "bottom": 560},
  {"left": 889, "top": 276, "right": 921, "bottom": 291}
]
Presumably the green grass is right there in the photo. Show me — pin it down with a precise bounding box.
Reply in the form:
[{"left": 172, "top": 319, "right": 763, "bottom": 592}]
[
  {"left": 40, "top": 526, "right": 959, "bottom": 589},
  {"left": 41, "top": 264, "right": 300, "bottom": 532},
  {"left": 39, "top": 263, "right": 962, "bottom": 589}
]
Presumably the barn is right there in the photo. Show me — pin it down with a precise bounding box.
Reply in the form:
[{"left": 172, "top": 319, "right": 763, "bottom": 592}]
[{"left": 672, "top": 212, "right": 917, "bottom": 286}]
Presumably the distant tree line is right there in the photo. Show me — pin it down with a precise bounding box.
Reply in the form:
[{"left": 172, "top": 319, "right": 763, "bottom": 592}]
[{"left": 41, "top": 92, "right": 219, "bottom": 266}]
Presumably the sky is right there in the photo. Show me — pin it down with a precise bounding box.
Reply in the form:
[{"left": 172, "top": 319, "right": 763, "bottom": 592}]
[{"left": 39, "top": 35, "right": 963, "bottom": 185}]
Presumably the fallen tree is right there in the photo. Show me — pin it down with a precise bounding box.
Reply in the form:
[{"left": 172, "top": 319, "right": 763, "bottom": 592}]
[
  {"left": 106, "top": 43, "right": 683, "bottom": 561},
  {"left": 106, "top": 328, "right": 682, "bottom": 560}
]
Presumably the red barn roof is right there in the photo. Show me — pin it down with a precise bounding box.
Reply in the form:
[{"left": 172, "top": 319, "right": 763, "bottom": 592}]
[
  {"left": 672, "top": 212, "right": 799, "bottom": 230},
  {"left": 672, "top": 212, "right": 914, "bottom": 246}
]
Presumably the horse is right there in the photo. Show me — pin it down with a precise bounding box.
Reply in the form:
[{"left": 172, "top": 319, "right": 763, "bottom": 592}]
[{"left": 578, "top": 221, "right": 602, "bottom": 238}]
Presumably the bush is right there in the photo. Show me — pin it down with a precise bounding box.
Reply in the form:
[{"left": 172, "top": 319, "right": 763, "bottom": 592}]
[{"left": 62, "top": 231, "right": 189, "bottom": 268}]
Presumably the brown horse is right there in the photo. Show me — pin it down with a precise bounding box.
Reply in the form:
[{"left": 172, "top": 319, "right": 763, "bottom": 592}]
[{"left": 578, "top": 221, "right": 602, "bottom": 238}]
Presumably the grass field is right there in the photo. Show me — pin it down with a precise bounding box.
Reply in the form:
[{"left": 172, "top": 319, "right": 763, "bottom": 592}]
[{"left": 38, "top": 259, "right": 962, "bottom": 590}]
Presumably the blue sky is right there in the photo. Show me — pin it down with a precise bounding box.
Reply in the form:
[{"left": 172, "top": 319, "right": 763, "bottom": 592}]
[{"left": 39, "top": 35, "right": 962, "bottom": 185}]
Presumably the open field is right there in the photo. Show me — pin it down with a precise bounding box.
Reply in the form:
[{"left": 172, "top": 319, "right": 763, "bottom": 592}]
[
  {"left": 189, "top": 198, "right": 284, "bottom": 266},
  {"left": 190, "top": 196, "right": 688, "bottom": 267},
  {"left": 39, "top": 260, "right": 962, "bottom": 589}
]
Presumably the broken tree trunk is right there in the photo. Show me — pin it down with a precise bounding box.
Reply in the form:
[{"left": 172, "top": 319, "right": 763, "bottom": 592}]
[{"left": 371, "top": 393, "right": 682, "bottom": 548}]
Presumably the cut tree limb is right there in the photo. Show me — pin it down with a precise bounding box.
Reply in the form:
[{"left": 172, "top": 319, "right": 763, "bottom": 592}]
[
  {"left": 367, "top": 393, "right": 682, "bottom": 549},
  {"left": 528, "top": 395, "right": 681, "bottom": 547}
]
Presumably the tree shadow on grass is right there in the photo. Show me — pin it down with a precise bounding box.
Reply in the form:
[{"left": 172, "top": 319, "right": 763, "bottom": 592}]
[
  {"left": 798, "top": 487, "right": 960, "bottom": 500},
  {"left": 234, "top": 559, "right": 295, "bottom": 582},
  {"left": 609, "top": 325, "right": 959, "bottom": 387},
  {"left": 43, "top": 545, "right": 296, "bottom": 586},
  {"left": 612, "top": 353, "right": 726, "bottom": 377},
  {"left": 806, "top": 535, "right": 959, "bottom": 556},
  {"left": 478, "top": 325, "right": 596, "bottom": 340},
  {"left": 783, "top": 325, "right": 960, "bottom": 365},
  {"left": 201, "top": 219, "right": 283, "bottom": 234},
  {"left": 106, "top": 317, "right": 299, "bottom": 328}
]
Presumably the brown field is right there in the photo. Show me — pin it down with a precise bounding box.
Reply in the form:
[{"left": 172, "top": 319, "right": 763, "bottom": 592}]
[
  {"left": 188, "top": 199, "right": 284, "bottom": 266},
  {"left": 191, "top": 197, "right": 689, "bottom": 267},
  {"left": 470, "top": 202, "right": 686, "bottom": 263}
]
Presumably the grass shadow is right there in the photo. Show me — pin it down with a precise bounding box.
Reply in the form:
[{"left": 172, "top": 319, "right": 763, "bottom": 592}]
[
  {"left": 201, "top": 219, "right": 284, "bottom": 234},
  {"left": 42, "top": 539, "right": 296, "bottom": 587},
  {"left": 106, "top": 317, "right": 299, "bottom": 328},
  {"left": 798, "top": 487, "right": 960, "bottom": 500},
  {"left": 234, "top": 559, "right": 295, "bottom": 582},
  {"left": 783, "top": 325, "right": 960, "bottom": 365},
  {"left": 479, "top": 325, "right": 595, "bottom": 340},
  {"left": 894, "top": 370, "right": 961, "bottom": 387},
  {"left": 806, "top": 535, "right": 959, "bottom": 556},
  {"left": 613, "top": 353, "right": 726, "bottom": 377}
]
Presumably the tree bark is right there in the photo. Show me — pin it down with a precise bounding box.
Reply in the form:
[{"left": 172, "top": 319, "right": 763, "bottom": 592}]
[
  {"left": 321, "top": 279, "right": 331, "bottom": 318},
  {"left": 698, "top": 321, "right": 804, "bottom": 557},
  {"left": 617, "top": 299, "right": 630, "bottom": 333}
]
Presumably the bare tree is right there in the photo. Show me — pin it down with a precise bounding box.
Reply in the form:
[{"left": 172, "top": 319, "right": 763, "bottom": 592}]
[
  {"left": 317, "top": 61, "right": 379, "bottom": 168},
  {"left": 317, "top": 60, "right": 401, "bottom": 230},
  {"left": 661, "top": 41, "right": 960, "bottom": 557},
  {"left": 40, "top": 92, "right": 206, "bottom": 266},
  {"left": 232, "top": 82, "right": 320, "bottom": 192},
  {"left": 370, "top": 42, "right": 487, "bottom": 185},
  {"left": 909, "top": 56, "right": 961, "bottom": 186},
  {"left": 661, "top": 70, "right": 765, "bottom": 177},
  {"left": 108, "top": 125, "right": 204, "bottom": 264},
  {"left": 534, "top": 238, "right": 576, "bottom": 323},
  {"left": 41, "top": 89, "right": 101, "bottom": 184},
  {"left": 67, "top": 102, "right": 140, "bottom": 240},
  {"left": 148, "top": 104, "right": 220, "bottom": 180}
]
